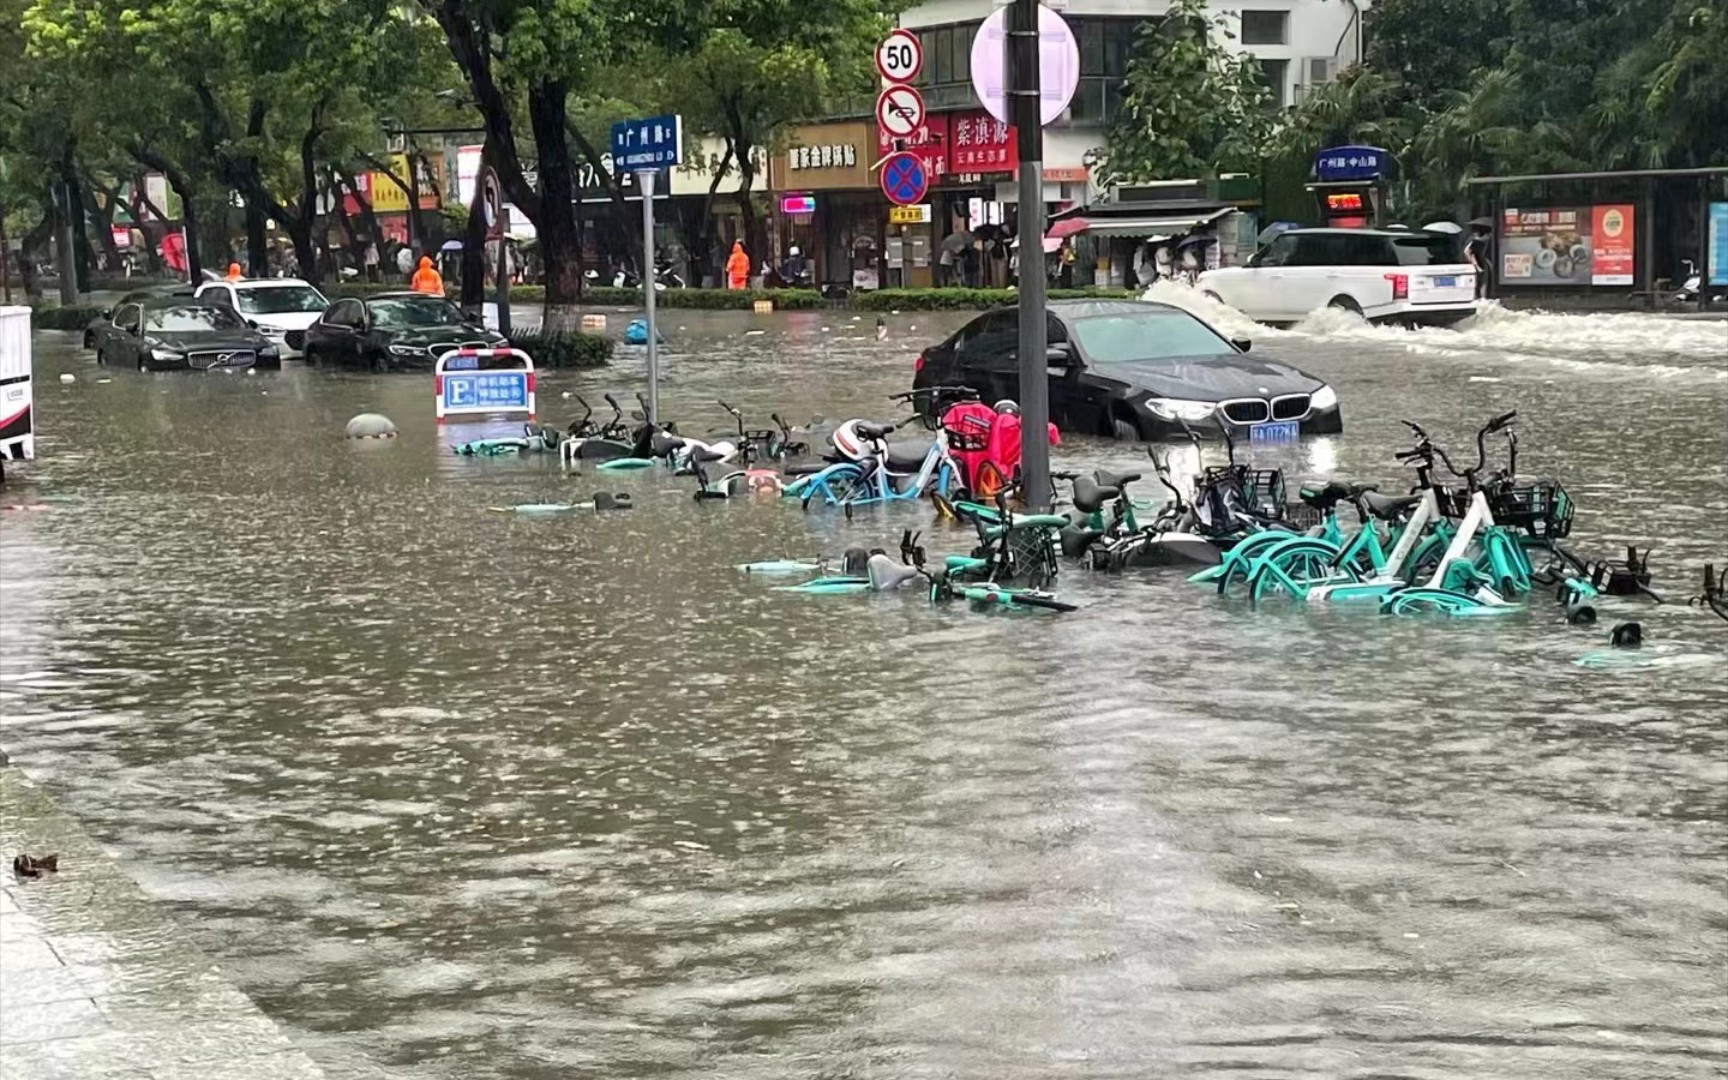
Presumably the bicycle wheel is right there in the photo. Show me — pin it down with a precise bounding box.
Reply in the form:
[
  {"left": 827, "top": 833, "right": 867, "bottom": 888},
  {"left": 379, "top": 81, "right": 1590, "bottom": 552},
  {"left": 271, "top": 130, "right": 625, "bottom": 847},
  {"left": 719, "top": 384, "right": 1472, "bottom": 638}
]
[
  {"left": 1248, "top": 540, "right": 1355, "bottom": 603},
  {"left": 1215, "top": 533, "right": 1336, "bottom": 598},
  {"left": 801, "top": 463, "right": 864, "bottom": 508},
  {"left": 1382, "top": 587, "right": 1505, "bottom": 617},
  {"left": 1481, "top": 529, "right": 1528, "bottom": 598}
]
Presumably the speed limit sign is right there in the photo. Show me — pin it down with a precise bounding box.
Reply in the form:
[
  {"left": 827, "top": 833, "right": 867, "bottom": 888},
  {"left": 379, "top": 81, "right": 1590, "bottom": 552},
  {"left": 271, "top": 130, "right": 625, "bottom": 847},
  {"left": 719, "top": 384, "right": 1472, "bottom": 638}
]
[{"left": 875, "top": 28, "right": 923, "bottom": 84}]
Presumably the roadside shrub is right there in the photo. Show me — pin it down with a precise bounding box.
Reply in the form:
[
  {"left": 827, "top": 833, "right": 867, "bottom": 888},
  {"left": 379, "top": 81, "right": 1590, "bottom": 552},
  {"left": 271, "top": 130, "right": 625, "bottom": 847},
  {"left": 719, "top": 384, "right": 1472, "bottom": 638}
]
[
  {"left": 29, "top": 305, "right": 110, "bottom": 331},
  {"left": 506, "top": 330, "right": 612, "bottom": 368},
  {"left": 584, "top": 286, "right": 825, "bottom": 310},
  {"left": 854, "top": 287, "right": 1136, "bottom": 311}
]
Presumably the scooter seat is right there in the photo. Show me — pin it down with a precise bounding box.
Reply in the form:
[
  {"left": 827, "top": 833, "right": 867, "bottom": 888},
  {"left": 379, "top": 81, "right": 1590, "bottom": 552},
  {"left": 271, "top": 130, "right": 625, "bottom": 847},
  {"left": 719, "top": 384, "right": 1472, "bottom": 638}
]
[
  {"left": 1070, "top": 476, "right": 1122, "bottom": 515},
  {"left": 782, "top": 462, "right": 829, "bottom": 476},
  {"left": 1362, "top": 491, "right": 1420, "bottom": 520},
  {"left": 691, "top": 446, "right": 729, "bottom": 464},
  {"left": 886, "top": 440, "right": 932, "bottom": 471},
  {"left": 1060, "top": 524, "right": 1106, "bottom": 559},
  {"left": 854, "top": 421, "right": 896, "bottom": 442}
]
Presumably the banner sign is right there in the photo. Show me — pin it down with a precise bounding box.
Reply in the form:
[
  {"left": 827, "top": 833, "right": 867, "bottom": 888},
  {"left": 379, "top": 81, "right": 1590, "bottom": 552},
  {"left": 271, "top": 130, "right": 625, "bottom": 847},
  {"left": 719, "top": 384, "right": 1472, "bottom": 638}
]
[
  {"left": 1589, "top": 204, "right": 1635, "bottom": 285},
  {"left": 1500, "top": 207, "right": 1582, "bottom": 285},
  {"left": 1709, "top": 202, "right": 1728, "bottom": 287},
  {"left": 1314, "top": 145, "right": 1387, "bottom": 182}
]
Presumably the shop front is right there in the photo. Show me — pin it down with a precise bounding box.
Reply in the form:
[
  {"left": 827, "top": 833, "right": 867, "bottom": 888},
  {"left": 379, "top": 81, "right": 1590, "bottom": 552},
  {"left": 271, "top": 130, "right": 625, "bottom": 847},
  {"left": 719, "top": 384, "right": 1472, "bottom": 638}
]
[
  {"left": 934, "top": 110, "right": 1017, "bottom": 286},
  {"left": 773, "top": 121, "right": 881, "bottom": 289},
  {"left": 669, "top": 136, "right": 767, "bottom": 287},
  {"left": 877, "top": 113, "right": 949, "bottom": 287}
]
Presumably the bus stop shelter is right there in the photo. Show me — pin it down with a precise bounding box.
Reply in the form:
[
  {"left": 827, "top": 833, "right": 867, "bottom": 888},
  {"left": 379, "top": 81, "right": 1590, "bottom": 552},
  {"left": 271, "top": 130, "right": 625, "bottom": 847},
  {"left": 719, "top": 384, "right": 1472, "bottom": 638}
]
[{"left": 1467, "top": 167, "right": 1727, "bottom": 309}]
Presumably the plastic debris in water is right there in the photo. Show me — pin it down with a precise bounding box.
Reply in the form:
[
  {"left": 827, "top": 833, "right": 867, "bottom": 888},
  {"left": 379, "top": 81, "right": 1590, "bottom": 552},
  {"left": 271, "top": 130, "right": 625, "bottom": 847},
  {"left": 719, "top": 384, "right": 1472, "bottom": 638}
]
[
  {"left": 346, "top": 413, "right": 398, "bottom": 439},
  {"left": 59, "top": 373, "right": 75, "bottom": 384}
]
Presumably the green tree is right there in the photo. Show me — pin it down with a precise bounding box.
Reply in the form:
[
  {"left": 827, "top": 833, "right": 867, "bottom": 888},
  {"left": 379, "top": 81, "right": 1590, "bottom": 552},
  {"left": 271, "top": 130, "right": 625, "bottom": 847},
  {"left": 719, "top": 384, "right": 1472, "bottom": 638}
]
[{"left": 1098, "top": 0, "right": 1274, "bottom": 185}]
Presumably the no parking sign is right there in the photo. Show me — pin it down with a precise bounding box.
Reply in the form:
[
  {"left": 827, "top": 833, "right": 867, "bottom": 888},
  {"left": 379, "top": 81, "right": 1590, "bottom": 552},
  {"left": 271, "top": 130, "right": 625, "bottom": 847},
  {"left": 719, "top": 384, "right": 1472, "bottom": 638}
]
[{"left": 434, "top": 348, "right": 536, "bottom": 423}]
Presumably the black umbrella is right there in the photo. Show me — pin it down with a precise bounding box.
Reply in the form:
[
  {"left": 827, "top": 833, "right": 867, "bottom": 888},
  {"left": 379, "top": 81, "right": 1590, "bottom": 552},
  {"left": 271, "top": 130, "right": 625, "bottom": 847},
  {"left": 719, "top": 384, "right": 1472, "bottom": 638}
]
[{"left": 1468, "top": 216, "right": 1493, "bottom": 228}]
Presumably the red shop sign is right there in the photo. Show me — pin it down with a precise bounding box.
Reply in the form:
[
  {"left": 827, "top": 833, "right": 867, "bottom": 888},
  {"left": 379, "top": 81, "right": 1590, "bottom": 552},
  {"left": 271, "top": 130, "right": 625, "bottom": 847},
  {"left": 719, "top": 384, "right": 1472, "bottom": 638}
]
[
  {"left": 948, "top": 111, "right": 1016, "bottom": 174},
  {"left": 877, "top": 112, "right": 949, "bottom": 182}
]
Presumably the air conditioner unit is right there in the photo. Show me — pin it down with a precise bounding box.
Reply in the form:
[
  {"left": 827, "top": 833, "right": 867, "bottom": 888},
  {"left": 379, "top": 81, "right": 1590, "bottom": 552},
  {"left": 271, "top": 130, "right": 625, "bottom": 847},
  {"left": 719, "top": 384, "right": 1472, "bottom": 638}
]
[{"left": 1305, "top": 57, "right": 1336, "bottom": 86}]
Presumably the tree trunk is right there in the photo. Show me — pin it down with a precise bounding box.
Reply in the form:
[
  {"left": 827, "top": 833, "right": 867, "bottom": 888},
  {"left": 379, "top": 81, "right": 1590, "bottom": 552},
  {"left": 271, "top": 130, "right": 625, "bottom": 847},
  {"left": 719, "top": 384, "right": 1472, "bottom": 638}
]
[
  {"left": 460, "top": 159, "right": 487, "bottom": 309},
  {"left": 731, "top": 137, "right": 766, "bottom": 276},
  {"left": 525, "top": 78, "right": 583, "bottom": 305},
  {"left": 126, "top": 147, "right": 202, "bottom": 281},
  {"left": 82, "top": 177, "right": 123, "bottom": 273},
  {"left": 567, "top": 122, "right": 641, "bottom": 277},
  {"left": 338, "top": 173, "right": 388, "bottom": 272},
  {"left": 128, "top": 178, "right": 166, "bottom": 276},
  {"left": 20, "top": 209, "right": 53, "bottom": 300}
]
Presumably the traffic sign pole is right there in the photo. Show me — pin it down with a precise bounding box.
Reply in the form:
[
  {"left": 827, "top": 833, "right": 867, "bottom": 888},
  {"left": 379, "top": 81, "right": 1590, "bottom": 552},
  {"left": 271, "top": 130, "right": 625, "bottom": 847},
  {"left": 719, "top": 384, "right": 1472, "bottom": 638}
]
[
  {"left": 639, "top": 168, "right": 659, "bottom": 426},
  {"left": 1009, "top": 0, "right": 1051, "bottom": 510}
]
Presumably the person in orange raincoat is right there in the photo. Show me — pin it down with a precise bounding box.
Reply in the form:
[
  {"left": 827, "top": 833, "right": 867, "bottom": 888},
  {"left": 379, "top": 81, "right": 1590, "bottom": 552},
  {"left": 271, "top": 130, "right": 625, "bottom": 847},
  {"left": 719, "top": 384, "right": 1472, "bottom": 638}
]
[
  {"left": 724, "top": 241, "right": 750, "bottom": 290},
  {"left": 410, "top": 256, "right": 445, "bottom": 296},
  {"left": 224, "top": 262, "right": 243, "bottom": 281}
]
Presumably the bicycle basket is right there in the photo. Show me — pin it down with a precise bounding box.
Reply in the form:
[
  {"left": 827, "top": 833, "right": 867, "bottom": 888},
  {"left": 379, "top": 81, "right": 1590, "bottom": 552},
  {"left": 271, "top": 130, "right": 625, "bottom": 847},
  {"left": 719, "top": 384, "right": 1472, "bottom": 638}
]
[
  {"left": 1488, "top": 480, "right": 1574, "bottom": 539},
  {"left": 1005, "top": 522, "right": 1059, "bottom": 588},
  {"left": 1280, "top": 501, "right": 1324, "bottom": 532},
  {"left": 1433, "top": 485, "right": 1472, "bottom": 519},
  {"left": 1203, "top": 465, "right": 1285, "bottom": 515}
]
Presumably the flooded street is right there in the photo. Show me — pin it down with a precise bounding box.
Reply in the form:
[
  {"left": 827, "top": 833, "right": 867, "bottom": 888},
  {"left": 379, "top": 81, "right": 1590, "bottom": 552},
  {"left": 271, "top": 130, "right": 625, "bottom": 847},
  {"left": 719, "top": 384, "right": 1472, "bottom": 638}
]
[{"left": 2, "top": 294, "right": 1725, "bottom": 1078}]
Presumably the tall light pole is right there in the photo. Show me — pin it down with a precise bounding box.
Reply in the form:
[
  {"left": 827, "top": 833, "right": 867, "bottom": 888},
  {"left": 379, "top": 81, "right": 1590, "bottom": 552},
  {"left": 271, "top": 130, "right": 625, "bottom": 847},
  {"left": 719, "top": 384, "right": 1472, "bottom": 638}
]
[{"left": 1008, "top": 0, "right": 1052, "bottom": 509}]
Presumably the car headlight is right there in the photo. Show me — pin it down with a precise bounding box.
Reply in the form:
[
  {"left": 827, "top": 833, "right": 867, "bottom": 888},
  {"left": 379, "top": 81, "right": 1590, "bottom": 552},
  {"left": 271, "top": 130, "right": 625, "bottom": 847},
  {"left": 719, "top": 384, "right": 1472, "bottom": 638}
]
[
  {"left": 388, "top": 344, "right": 427, "bottom": 356},
  {"left": 1310, "top": 384, "right": 1338, "bottom": 411},
  {"left": 149, "top": 347, "right": 184, "bottom": 362},
  {"left": 1147, "top": 397, "right": 1217, "bottom": 422}
]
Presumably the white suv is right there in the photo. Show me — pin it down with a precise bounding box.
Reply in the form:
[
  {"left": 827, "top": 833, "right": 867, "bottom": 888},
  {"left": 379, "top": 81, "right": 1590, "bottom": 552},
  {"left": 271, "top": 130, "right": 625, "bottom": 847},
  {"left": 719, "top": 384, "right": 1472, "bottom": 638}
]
[
  {"left": 1198, "top": 228, "right": 1478, "bottom": 327},
  {"left": 193, "top": 278, "right": 330, "bottom": 358}
]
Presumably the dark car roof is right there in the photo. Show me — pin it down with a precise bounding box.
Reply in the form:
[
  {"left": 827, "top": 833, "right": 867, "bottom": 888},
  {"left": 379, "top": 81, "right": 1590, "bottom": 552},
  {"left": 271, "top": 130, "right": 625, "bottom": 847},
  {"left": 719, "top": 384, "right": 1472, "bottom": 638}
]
[
  {"left": 362, "top": 291, "right": 437, "bottom": 303},
  {"left": 1046, "top": 299, "right": 1191, "bottom": 321},
  {"left": 140, "top": 297, "right": 232, "bottom": 311}
]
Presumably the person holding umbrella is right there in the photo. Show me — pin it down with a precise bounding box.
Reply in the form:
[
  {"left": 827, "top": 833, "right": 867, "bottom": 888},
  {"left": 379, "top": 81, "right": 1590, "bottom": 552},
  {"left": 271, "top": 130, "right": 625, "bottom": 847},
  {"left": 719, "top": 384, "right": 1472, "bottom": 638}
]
[{"left": 1466, "top": 218, "right": 1493, "bottom": 299}]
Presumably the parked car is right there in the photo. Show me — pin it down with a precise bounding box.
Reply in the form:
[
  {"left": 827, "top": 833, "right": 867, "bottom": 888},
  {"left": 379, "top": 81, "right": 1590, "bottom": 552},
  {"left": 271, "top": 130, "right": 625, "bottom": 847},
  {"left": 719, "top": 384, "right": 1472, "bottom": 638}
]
[
  {"left": 97, "top": 299, "right": 280, "bottom": 371},
  {"left": 193, "top": 278, "right": 328, "bottom": 358},
  {"left": 1197, "top": 228, "right": 1478, "bottom": 327},
  {"left": 84, "top": 285, "right": 194, "bottom": 351},
  {"left": 912, "top": 299, "right": 1340, "bottom": 442},
  {"left": 302, "top": 293, "right": 506, "bottom": 372}
]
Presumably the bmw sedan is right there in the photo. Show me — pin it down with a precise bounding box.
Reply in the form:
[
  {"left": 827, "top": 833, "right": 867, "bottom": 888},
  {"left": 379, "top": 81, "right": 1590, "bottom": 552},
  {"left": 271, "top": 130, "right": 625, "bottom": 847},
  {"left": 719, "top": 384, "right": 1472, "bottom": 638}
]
[
  {"left": 303, "top": 293, "right": 505, "bottom": 372},
  {"left": 98, "top": 299, "right": 280, "bottom": 371},
  {"left": 912, "top": 299, "right": 1341, "bottom": 442}
]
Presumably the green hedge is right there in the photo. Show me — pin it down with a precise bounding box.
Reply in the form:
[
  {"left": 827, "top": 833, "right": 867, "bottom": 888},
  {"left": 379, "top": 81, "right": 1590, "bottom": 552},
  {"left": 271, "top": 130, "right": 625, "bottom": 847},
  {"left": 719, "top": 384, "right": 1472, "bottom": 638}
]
[
  {"left": 29, "top": 305, "right": 109, "bottom": 331},
  {"left": 582, "top": 286, "right": 826, "bottom": 310},
  {"left": 853, "top": 287, "right": 1137, "bottom": 311},
  {"left": 507, "top": 330, "right": 612, "bottom": 369}
]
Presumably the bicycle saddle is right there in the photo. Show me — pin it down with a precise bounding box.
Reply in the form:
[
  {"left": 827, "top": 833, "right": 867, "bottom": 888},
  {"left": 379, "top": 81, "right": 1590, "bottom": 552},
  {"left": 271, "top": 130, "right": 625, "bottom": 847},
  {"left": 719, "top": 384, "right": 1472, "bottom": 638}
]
[
  {"left": 854, "top": 421, "right": 896, "bottom": 441},
  {"left": 865, "top": 554, "right": 924, "bottom": 592},
  {"left": 1060, "top": 523, "right": 1106, "bottom": 559},
  {"left": 1361, "top": 491, "right": 1420, "bottom": 520},
  {"left": 1092, "top": 469, "right": 1142, "bottom": 489},
  {"left": 1070, "top": 475, "right": 1122, "bottom": 514}
]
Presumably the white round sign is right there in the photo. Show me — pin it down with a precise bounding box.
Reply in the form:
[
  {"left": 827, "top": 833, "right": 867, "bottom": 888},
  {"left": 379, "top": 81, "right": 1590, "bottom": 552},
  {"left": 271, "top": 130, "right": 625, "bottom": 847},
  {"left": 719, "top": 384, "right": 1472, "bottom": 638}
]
[
  {"left": 875, "top": 85, "right": 926, "bottom": 140},
  {"left": 969, "top": 6, "right": 1080, "bottom": 128},
  {"left": 875, "top": 28, "right": 923, "bottom": 84}
]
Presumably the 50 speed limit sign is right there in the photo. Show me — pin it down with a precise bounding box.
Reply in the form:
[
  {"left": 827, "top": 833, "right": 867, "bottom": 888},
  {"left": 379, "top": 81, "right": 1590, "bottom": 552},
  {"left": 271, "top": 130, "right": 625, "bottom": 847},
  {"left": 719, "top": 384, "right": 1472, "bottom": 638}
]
[{"left": 875, "top": 28, "right": 923, "bottom": 84}]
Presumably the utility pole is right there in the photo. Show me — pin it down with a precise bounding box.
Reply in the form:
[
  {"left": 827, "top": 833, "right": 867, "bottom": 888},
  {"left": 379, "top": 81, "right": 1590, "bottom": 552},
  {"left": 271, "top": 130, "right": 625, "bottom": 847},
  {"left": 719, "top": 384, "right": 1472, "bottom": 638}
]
[{"left": 1009, "top": 0, "right": 1052, "bottom": 509}]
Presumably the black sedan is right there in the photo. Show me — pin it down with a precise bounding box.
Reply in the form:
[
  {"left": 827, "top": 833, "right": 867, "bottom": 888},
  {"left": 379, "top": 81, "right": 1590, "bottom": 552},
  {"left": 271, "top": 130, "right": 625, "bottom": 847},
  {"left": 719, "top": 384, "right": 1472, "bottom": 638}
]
[
  {"left": 303, "top": 293, "right": 506, "bottom": 372},
  {"left": 913, "top": 299, "right": 1341, "bottom": 441},
  {"left": 99, "top": 300, "right": 279, "bottom": 371},
  {"left": 85, "top": 285, "right": 195, "bottom": 351}
]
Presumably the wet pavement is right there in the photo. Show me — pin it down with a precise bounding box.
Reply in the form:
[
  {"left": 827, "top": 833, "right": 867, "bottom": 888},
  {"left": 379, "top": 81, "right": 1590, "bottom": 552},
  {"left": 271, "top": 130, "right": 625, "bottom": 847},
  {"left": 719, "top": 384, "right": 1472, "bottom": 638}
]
[
  {"left": 1, "top": 291, "right": 1725, "bottom": 1079},
  {"left": 1, "top": 766, "right": 326, "bottom": 1080}
]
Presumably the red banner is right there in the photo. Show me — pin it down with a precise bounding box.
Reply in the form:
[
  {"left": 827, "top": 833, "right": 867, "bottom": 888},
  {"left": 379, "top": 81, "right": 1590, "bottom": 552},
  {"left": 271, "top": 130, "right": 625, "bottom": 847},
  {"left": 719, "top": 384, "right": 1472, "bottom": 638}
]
[
  {"left": 949, "top": 111, "right": 1015, "bottom": 174},
  {"left": 1590, "top": 204, "right": 1635, "bottom": 285},
  {"left": 877, "top": 112, "right": 948, "bottom": 182}
]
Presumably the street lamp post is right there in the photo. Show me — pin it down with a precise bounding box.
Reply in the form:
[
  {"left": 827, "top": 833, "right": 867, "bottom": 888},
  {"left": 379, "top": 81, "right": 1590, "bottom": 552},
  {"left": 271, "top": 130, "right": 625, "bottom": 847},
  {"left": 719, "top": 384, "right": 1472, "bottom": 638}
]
[{"left": 1008, "top": 0, "right": 1052, "bottom": 510}]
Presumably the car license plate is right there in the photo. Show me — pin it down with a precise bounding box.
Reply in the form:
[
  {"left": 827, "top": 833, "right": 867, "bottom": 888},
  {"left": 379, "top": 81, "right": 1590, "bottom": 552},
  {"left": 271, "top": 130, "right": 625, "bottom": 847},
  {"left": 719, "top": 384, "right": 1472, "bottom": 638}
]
[
  {"left": 1250, "top": 420, "right": 1299, "bottom": 444},
  {"left": 1432, "top": 275, "right": 1457, "bottom": 287}
]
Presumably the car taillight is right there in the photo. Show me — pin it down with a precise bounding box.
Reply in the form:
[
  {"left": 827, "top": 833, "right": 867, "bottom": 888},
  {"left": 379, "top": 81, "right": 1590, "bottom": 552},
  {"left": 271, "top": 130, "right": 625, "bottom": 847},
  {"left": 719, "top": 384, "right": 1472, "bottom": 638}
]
[
  {"left": 914, "top": 354, "right": 925, "bottom": 373},
  {"left": 1384, "top": 273, "right": 1409, "bottom": 300}
]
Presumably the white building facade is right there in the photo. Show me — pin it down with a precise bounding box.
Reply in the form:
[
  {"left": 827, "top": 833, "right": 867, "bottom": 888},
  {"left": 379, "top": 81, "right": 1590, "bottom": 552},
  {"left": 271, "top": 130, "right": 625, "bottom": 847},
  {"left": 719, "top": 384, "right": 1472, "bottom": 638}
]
[{"left": 898, "top": 0, "right": 1366, "bottom": 202}]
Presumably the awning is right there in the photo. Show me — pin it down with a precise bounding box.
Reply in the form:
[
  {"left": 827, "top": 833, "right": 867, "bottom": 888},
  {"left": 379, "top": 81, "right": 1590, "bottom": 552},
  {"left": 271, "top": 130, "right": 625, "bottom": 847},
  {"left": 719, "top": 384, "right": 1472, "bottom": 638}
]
[{"left": 1081, "top": 208, "right": 1235, "bottom": 238}]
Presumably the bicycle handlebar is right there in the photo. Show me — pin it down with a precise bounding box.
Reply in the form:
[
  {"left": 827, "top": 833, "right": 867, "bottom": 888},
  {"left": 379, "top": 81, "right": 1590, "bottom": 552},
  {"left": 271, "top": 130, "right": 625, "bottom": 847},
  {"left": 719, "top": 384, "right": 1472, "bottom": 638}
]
[
  {"left": 718, "top": 399, "right": 740, "bottom": 416},
  {"left": 603, "top": 392, "right": 622, "bottom": 412}
]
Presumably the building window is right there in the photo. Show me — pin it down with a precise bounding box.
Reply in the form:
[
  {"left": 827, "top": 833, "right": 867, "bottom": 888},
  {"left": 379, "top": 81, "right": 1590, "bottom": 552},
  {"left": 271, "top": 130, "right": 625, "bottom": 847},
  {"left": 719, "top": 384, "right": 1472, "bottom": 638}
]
[
  {"left": 1250, "top": 57, "right": 1289, "bottom": 108},
  {"left": 1240, "top": 10, "right": 1288, "bottom": 46}
]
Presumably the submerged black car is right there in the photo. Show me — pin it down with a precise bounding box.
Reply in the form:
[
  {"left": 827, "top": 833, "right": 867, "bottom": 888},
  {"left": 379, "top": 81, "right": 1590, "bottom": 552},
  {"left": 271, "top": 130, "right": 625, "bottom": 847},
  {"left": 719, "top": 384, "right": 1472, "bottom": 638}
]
[
  {"left": 98, "top": 299, "right": 279, "bottom": 371},
  {"left": 913, "top": 299, "right": 1341, "bottom": 441},
  {"left": 85, "top": 285, "right": 196, "bottom": 351},
  {"left": 302, "top": 292, "right": 506, "bottom": 372}
]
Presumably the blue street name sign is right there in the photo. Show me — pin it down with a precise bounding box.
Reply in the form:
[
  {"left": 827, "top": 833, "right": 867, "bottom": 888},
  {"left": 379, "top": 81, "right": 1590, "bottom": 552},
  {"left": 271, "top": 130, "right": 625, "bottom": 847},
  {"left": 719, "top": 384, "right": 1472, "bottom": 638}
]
[
  {"left": 1314, "top": 145, "right": 1387, "bottom": 183},
  {"left": 611, "top": 114, "right": 685, "bottom": 172}
]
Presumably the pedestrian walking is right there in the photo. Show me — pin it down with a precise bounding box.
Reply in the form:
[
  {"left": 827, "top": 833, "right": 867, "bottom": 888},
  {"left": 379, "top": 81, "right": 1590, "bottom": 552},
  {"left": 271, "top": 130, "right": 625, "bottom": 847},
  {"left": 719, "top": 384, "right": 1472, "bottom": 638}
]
[
  {"left": 1466, "top": 223, "right": 1492, "bottom": 299},
  {"left": 224, "top": 262, "right": 243, "bottom": 282},
  {"left": 1057, "top": 239, "right": 1076, "bottom": 289},
  {"left": 410, "top": 256, "right": 445, "bottom": 296},
  {"left": 725, "top": 241, "right": 750, "bottom": 290},
  {"left": 396, "top": 245, "right": 415, "bottom": 279}
]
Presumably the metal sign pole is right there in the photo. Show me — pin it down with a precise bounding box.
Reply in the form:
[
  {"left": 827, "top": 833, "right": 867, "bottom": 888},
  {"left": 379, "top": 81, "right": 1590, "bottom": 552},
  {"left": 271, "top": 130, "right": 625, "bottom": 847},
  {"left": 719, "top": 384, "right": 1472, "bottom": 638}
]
[
  {"left": 1009, "top": 0, "right": 1051, "bottom": 510},
  {"left": 639, "top": 168, "right": 659, "bottom": 425},
  {"left": 495, "top": 206, "right": 512, "bottom": 338}
]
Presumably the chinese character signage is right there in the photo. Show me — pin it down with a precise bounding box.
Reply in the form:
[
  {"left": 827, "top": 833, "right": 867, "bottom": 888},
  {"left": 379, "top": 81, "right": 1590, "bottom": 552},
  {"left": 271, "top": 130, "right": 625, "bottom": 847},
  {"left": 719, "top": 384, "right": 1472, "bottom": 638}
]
[
  {"left": 1312, "top": 145, "right": 1387, "bottom": 183},
  {"left": 443, "top": 372, "right": 529, "bottom": 411},
  {"left": 1710, "top": 202, "right": 1728, "bottom": 287},
  {"left": 1500, "top": 206, "right": 1635, "bottom": 287},
  {"left": 370, "top": 153, "right": 443, "bottom": 213},
  {"left": 946, "top": 112, "right": 1015, "bottom": 175},
  {"left": 877, "top": 112, "right": 949, "bottom": 182},
  {"left": 788, "top": 143, "right": 858, "bottom": 171},
  {"left": 610, "top": 114, "right": 684, "bottom": 172}
]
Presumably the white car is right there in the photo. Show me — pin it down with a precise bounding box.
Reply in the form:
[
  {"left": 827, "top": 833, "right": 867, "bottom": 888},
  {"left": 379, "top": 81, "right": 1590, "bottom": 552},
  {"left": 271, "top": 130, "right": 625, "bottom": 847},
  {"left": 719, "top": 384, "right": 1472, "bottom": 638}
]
[
  {"left": 193, "top": 278, "right": 330, "bottom": 358},
  {"left": 1198, "top": 228, "right": 1479, "bottom": 327}
]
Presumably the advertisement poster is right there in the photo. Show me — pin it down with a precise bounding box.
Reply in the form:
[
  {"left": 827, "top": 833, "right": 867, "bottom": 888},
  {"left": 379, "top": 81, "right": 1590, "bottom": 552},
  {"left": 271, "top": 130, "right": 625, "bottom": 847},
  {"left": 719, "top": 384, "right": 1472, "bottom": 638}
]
[
  {"left": 1589, "top": 204, "right": 1635, "bottom": 285},
  {"left": 1500, "top": 207, "right": 1593, "bottom": 285},
  {"left": 1709, "top": 202, "right": 1728, "bottom": 287}
]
